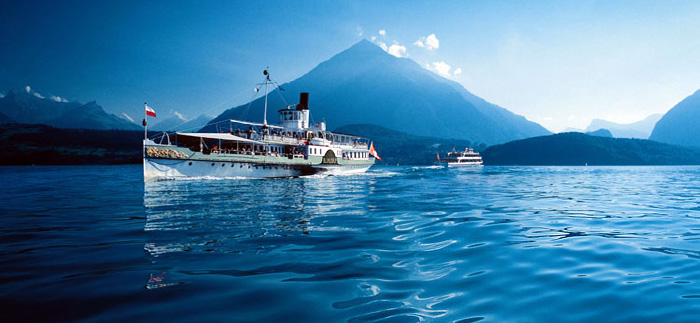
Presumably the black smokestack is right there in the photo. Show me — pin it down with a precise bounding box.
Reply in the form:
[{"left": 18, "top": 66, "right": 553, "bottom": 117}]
[{"left": 296, "top": 92, "right": 309, "bottom": 110}]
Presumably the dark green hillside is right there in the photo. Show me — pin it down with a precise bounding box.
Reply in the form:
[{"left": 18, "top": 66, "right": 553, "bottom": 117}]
[
  {"left": 335, "top": 124, "right": 482, "bottom": 165},
  {"left": 482, "top": 132, "right": 700, "bottom": 165},
  {"left": 0, "top": 124, "right": 144, "bottom": 165}
]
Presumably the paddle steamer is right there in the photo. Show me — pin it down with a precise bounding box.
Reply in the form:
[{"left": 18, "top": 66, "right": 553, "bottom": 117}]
[{"left": 143, "top": 70, "right": 379, "bottom": 180}]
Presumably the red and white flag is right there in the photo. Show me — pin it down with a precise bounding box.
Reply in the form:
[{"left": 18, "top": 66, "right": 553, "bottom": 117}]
[
  {"left": 369, "top": 142, "right": 382, "bottom": 161},
  {"left": 145, "top": 103, "right": 156, "bottom": 117}
]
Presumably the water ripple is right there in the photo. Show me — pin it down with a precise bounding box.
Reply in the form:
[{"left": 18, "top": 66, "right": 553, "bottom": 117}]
[{"left": 2, "top": 165, "right": 700, "bottom": 322}]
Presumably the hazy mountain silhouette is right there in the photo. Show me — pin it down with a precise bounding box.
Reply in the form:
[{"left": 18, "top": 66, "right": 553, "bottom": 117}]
[
  {"left": 153, "top": 113, "right": 214, "bottom": 132},
  {"left": 176, "top": 114, "right": 214, "bottom": 132},
  {"left": 585, "top": 128, "right": 613, "bottom": 138},
  {"left": 152, "top": 113, "right": 189, "bottom": 131},
  {"left": 649, "top": 90, "right": 700, "bottom": 147},
  {"left": 0, "top": 90, "right": 140, "bottom": 130},
  {"left": 586, "top": 114, "right": 662, "bottom": 139},
  {"left": 46, "top": 101, "right": 141, "bottom": 130},
  {"left": 561, "top": 127, "right": 584, "bottom": 133},
  {"left": 0, "top": 90, "right": 78, "bottom": 124},
  {"left": 205, "top": 40, "right": 550, "bottom": 145}
]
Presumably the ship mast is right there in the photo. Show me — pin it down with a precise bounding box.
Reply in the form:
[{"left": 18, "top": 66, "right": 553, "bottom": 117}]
[{"left": 263, "top": 68, "right": 270, "bottom": 126}]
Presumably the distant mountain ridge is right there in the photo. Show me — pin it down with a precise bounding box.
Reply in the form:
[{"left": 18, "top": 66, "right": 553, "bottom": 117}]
[
  {"left": 205, "top": 40, "right": 550, "bottom": 145},
  {"left": 649, "top": 89, "right": 700, "bottom": 147},
  {"left": 153, "top": 113, "right": 214, "bottom": 132},
  {"left": 586, "top": 128, "right": 613, "bottom": 138},
  {"left": 586, "top": 114, "right": 662, "bottom": 139},
  {"left": 151, "top": 113, "right": 189, "bottom": 131},
  {"left": 0, "top": 90, "right": 140, "bottom": 131}
]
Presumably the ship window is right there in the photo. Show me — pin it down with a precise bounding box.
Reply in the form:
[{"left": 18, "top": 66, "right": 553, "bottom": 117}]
[
  {"left": 189, "top": 162, "right": 193, "bottom": 166},
  {"left": 211, "top": 163, "right": 215, "bottom": 166}
]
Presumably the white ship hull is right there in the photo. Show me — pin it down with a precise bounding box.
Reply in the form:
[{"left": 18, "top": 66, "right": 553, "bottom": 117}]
[
  {"left": 443, "top": 161, "right": 483, "bottom": 167},
  {"left": 312, "top": 164, "right": 373, "bottom": 175},
  {"left": 144, "top": 157, "right": 373, "bottom": 180},
  {"left": 144, "top": 158, "right": 308, "bottom": 180},
  {"left": 143, "top": 140, "right": 375, "bottom": 180}
]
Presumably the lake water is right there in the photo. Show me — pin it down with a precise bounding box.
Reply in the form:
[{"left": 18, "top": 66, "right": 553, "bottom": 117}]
[{"left": 1, "top": 165, "right": 699, "bottom": 322}]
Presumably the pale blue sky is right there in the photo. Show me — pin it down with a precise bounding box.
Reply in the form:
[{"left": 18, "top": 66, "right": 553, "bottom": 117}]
[{"left": 2, "top": 0, "right": 699, "bottom": 132}]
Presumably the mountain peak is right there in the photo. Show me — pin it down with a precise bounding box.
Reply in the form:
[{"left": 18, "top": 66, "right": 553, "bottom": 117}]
[
  {"left": 319, "top": 39, "right": 401, "bottom": 70},
  {"left": 206, "top": 40, "right": 550, "bottom": 144},
  {"left": 347, "top": 39, "right": 384, "bottom": 53},
  {"left": 586, "top": 114, "right": 663, "bottom": 139},
  {"left": 0, "top": 89, "right": 139, "bottom": 130},
  {"left": 649, "top": 89, "right": 700, "bottom": 147}
]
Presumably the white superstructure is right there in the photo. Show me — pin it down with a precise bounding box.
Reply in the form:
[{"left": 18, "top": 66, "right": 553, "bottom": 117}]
[{"left": 437, "top": 148, "right": 483, "bottom": 167}]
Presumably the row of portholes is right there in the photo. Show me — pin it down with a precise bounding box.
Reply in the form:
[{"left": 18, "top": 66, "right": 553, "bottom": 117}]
[{"left": 187, "top": 161, "right": 287, "bottom": 170}]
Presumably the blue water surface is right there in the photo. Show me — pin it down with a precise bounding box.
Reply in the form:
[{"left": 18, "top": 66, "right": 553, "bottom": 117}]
[{"left": 1, "top": 165, "right": 699, "bottom": 322}]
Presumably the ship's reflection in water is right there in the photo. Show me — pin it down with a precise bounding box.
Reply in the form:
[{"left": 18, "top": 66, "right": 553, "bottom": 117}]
[
  {"left": 141, "top": 174, "right": 385, "bottom": 297},
  {"left": 143, "top": 175, "right": 376, "bottom": 256}
]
